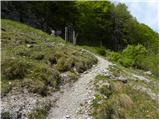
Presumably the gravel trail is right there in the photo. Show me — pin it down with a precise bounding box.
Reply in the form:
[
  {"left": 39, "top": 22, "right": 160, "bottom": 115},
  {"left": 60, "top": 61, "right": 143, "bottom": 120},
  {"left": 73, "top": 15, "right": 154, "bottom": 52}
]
[{"left": 47, "top": 55, "right": 112, "bottom": 119}]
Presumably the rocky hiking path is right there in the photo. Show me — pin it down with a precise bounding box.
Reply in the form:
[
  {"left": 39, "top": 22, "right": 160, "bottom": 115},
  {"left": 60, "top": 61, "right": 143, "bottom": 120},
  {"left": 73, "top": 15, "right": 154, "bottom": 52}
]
[{"left": 47, "top": 54, "right": 112, "bottom": 119}]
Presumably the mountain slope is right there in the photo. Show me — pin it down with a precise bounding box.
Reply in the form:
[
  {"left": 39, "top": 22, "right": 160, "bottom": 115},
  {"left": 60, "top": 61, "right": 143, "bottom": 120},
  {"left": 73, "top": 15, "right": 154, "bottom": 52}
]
[{"left": 1, "top": 19, "right": 97, "bottom": 119}]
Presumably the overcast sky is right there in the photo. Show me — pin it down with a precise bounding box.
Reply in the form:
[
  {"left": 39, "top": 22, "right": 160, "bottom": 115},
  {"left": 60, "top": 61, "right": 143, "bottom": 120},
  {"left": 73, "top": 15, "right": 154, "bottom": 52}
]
[{"left": 110, "top": 0, "right": 159, "bottom": 33}]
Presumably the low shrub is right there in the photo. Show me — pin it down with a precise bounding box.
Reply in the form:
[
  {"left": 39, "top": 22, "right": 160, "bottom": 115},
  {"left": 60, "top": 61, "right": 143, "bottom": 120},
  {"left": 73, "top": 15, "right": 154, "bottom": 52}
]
[
  {"left": 30, "top": 51, "right": 45, "bottom": 60},
  {"left": 28, "top": 64, "right": 61, "bottom": 88},
  {"left": 99, "top": 85, "right": 113, "bottom": 97},
  {"left": 97, "top": 48, "right": 106, "bottom": 56},
  {"left": 1, "top": 111, "right": 12, "bottom": 119},
  {"left": 56, "top": 57, "right": 74, "bottom": 72},
  {"left": 22, "top": 79, "right": 47, "bottom": 96},
  {"left": 1, "top": 57, "right": 31, "bottom": 80},
  {"left": 1, "top": 80, "right": 12, "bottom": 97},
  {"left": 118, "top": 57, "right": 134, "bottom": 67},
  {"left": 28, "top": 104, "right": 51, "bottom": 119},
  {"left": 13, "top": 45, "right": 30, "bottom": 57},
  {"left": 111, "top": 52, "right": 121, "bottom": 61},
  {"left": 67, "top": 71, "right": 78, "bottom": 81},
  {"left": 110, "top": 44, "right": 158, "bottom": 76}
]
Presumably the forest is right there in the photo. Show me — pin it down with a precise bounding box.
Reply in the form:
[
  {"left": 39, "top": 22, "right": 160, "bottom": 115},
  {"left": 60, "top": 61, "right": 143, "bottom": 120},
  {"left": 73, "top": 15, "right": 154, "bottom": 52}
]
[{"left": 2, "top": 1, "right": 158, "bottom": 50}]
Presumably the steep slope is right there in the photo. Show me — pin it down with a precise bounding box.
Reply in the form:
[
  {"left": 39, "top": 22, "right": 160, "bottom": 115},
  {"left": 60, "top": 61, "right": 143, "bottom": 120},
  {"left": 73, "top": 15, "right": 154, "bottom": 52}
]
[{"left": 1, "top": 19, "right": 97, "bottom": 119}]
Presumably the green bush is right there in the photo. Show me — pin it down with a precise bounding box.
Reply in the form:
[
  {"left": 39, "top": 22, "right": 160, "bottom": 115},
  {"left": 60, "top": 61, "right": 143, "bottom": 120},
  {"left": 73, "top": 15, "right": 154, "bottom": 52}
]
[
  {"left": 111, "top": 44, "right": 157, "bottom": 72},
  {"left": 14, "top": 45, "right": 30, "bottom": 57},
  {"left": 56, "top": 57, "right": 74, "bottom": 72},
  {"left": 136, "top": 55, "right": 159, "bottom": 76},
  {"left": 122, "top": 44, "right": 147, "bottom": 58},
  {"left": 111, "top": 52, "right": 121, "bottom": 61},
  {"left": 118, "top": 57, "right": 134, "bottom": 67},
  {"left": 1, "top": 80, "right": 12, "bottom": 97},
  {"left": 30, "top": 51, "right": 45, "bottom": 60},
  {"left": 97, "top": 48, "right": 106, "bottom": 56},
  {"left": 99, "top": 85, "right": 113, "bottom": 97},
  {"left": 1, "top": 57, "right": 31, "bottom": 80},
  {"left": 29, "top": 65, "right": 61, "bottom": 88},
  {"left": 28, "top": 104, "right": 51, "bottom": 119},
  {"left": 26, "top": 64, "right": 61, "bottom": 96},
  {"left": 1, "top": 111, "right": 12, "bottom": 119},
  {"left": 22, "top": 79, "right": 47, "bottom": 96}
]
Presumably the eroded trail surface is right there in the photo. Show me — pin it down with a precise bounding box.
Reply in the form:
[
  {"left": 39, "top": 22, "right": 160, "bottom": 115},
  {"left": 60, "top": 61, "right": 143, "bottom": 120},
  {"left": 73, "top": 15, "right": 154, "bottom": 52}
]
[{"left": 47, "top": 55, "right": 112, "bottom": 119}]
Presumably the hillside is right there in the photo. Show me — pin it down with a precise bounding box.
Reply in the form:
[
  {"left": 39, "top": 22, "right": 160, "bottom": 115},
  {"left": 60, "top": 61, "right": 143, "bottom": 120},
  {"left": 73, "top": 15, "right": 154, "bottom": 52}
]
[
  {"left": 1, "top": 19, "right": 159, "bottom": 119},
  {"left": 1, "top": 19, "right": 98, "bottom": 118}
]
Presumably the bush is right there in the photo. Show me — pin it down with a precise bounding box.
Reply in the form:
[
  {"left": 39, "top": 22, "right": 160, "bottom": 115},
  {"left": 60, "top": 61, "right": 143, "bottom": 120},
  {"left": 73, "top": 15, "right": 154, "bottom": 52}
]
[
  {"left": 1, "top": 57, "right": 31, "bottom": 80},
  {"left": 14, "top": 45, "right": 30, "bottom": 57},
  {"left": 28, "top": 104, "right": 51, "bottom": 119},
  {"left": 26, "top": 64, "right": 61, "bottom": 96},
  {"left": 97, "top": 48, "right": 106, "bottom": 56},
  {"left": 1, "top": 111, "right": 12, "bottom": 119},
  {"left": 111, "top": 52, "right": 121, "bottom": 61},
  {"left": 118, "top": 57, "right": 134, "bottom": 67},
  {"left": 1, "top": 80, "right": 12, "bottom": 97},
  {"left": 56, "top": 57, "right": 74, "bottom": 72},
  {"left": 30, "top": 51, "right": 45, "bottom": 60},
  {"left": 22, "top": 79, "right": 47, "bottom": 96},
  {"left": 28, "top": 65, "right": 61, "bottom": 88},
  {"left": 111, "top": 44, "right": 157, "bottom": 71},
  {"left": 99, "top": 85, "right": 113, "bottom": 97},
  {"left": 122, "top": 44, "right": 147, "bottom": 58},
  {"left": 136, "top": 55, "right": 158, "bottom": 76}
]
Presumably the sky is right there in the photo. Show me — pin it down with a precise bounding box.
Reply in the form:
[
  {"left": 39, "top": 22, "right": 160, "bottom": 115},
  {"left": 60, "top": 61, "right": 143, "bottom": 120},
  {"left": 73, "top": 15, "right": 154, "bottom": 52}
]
[{"left": 110, "top": 0, "right": 159, "bottom": 33}]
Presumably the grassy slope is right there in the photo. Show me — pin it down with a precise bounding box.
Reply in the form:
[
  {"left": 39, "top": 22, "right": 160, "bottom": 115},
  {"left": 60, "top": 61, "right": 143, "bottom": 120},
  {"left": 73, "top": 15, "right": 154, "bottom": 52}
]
[
  {"left": 91, "top": 65, "right": 158, "bottom": 119},
  {"left": 1, "top": 19, "right": 97, "bottom": 97}
]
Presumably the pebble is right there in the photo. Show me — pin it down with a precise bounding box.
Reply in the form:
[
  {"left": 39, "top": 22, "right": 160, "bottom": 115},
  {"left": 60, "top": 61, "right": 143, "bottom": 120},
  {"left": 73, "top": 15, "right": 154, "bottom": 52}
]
[
  {"left": 65, "top": 115, "right": 70, "bottom": 118},
  {"left": 26, "top": 44, "right": 32, "bottom": 48}
]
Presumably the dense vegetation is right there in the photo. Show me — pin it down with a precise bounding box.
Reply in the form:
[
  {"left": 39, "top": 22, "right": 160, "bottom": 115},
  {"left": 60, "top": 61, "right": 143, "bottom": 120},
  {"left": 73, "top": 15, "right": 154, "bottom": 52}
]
[
  {"left": 1, "top": 19, "right": 97, "bottom": 97},
  {"left": 2, "top": 1, "right": 158, "bottom": 51}
]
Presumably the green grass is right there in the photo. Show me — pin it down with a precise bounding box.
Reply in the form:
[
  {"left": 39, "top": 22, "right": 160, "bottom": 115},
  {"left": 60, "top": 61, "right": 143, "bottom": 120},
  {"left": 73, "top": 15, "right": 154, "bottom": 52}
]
[
  {"left": 1, "top": 111, "right": 12, "bottom": 119},
  {"left": 92, "top": 69, "right": 158, "bottom": 119},
  {"left": 28, "top": 103, "right": 52, "bottom": 119},
  {"left": 1, "top": 19, "right": 98, "bottom": 96}
]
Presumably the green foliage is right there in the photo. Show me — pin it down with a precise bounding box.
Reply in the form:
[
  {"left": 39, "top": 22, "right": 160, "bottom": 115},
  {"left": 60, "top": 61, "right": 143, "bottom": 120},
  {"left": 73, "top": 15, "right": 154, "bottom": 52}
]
[
  {"left": 1, "top": 57, "right": 32, "bottom": 80},
  {"left": 92, "top": 74, "right": 158, "bottom": 119},
  {"left": 111, "top": 52, "right": 121, "bottom": 61},
  {"left": 30, "top": 51, "right": 45, "bottom": 60},
  {"left": 108, "top": 44, "right": 158, "bottom": 77},
  {"left": 1, "top": 80, "right": 12, "bottom": 97},
  {"left": 1, "top": 111, "right": 12, "bottom": 119},
  {"left": 97, "top": 48, "right": 106, "bottom": 56},
  {"left": 99, "top": 85, "right": 113, "bottom": 97},
  {"left": 28, "top": 104, "right": 51, "bottom": 119},
  {"left": 119, "top": 57, "right": 134, "bottom": 67},
  {"left": 136, "top": 55, "right": 159, "bottom": 76},
  {"left": 67, "top": 71, "right": 78, "bottom": 81},
  {"left": 122, "top": 44, "right": 147, "bottom": 58},
  {"left": 22, "top": 79, "right": 47, "bottom": 96}
]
